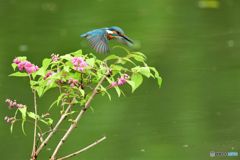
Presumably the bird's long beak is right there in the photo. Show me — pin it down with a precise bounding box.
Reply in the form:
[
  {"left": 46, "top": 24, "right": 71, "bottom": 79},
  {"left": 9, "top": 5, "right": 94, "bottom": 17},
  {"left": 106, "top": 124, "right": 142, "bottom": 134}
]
[{"left": 121, "top": 34, "right": 134, "bottom": 44}]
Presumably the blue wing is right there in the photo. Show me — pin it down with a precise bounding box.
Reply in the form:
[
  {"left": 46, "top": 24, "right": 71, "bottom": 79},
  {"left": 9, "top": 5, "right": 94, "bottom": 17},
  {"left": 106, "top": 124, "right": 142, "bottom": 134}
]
[{"left": 81, "top": 28, "right": 110, "bottom": 54}]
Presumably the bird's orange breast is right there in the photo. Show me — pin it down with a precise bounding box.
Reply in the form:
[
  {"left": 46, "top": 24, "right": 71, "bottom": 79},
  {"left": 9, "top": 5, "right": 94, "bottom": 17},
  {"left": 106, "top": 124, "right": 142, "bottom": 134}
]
[{"left": 107, "top": 33, "right": 114, "bottom": 40}]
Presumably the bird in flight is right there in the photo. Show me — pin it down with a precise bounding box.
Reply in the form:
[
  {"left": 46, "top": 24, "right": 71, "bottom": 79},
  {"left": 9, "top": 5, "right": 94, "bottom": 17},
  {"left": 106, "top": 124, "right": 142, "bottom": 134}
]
[{"left": 81, "top": 26, "right": 134, "bottom": 53}]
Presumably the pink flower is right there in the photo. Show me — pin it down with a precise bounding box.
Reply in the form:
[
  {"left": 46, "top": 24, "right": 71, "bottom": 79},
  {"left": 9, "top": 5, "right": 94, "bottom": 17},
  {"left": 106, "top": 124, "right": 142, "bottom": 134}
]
[
  {"left": 70, "top": 83, "right": 74, "bottom": 87},
  {"left": 7, "top": 119, "right": 10, "bottom": 123},
  {"left": 51, "top": 54, "right": 59, "bottom": 62},
  {"left": 111, "top": 82, "right": 118, "bottom": 87},
  {"left": 120, "top": 76, "right": 126, "bottom": 83},
  {"left": 123, "top": 74, "right": 129, "bottom": 78},
  {"left": 118, "top": 80, "right": 123, "bottom": 85},
  {"left": 16, "top": 60, "right": 39, "bottom": 73},
  {"left": 4, "top": 116, "right": 7, "bottom": 120},
  {"left": 73, "top": 80, "right": 78, "bottom": 84},
  {"left": 13, "top": 58, "right": 21, "bottom": 64},
  {"left": 17, "top": 104, "right": 24, "bottom": 108},
  {"left": 71, "top": 57, "right": 89, "bottom": 72}
]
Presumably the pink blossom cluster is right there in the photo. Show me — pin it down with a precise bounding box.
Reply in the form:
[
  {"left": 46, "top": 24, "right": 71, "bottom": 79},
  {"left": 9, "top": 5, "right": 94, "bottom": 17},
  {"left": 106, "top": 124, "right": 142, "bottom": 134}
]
[
  {"left": 70, "top": 57, "right": 89, "bottom": 72},
  {"left": 5, "top": 99, "right": 24, "bottom": 108},
  {"left": 4, "top": 116, "right": 14, "bottom": 123},
  {"left": 51, "top": 53, "right": 59, "bottom": 62},
  {"left": 13, "top": 58, "right": 39, "bottom": 73},
  {"left": 68, "top": 76, "right": 78, "bottom": 87},
  {"left": 44, "top": 70, "right": 52, "bottom": 80},
  {"left": 111, "top": 74, "right": 129, "bottom": 87}
]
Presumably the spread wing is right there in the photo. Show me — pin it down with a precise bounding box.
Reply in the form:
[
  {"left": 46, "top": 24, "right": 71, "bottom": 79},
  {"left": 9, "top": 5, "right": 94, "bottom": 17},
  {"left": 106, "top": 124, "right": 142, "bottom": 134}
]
[{"left": 82, "top": 29, "right": 110, "bottom": 54}]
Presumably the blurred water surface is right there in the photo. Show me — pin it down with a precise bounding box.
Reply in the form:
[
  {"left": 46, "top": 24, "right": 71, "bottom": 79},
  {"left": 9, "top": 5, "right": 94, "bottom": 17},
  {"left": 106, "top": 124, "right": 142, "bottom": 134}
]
[{"left": 1, "top": 0, "right": 240, "bottom": 160}]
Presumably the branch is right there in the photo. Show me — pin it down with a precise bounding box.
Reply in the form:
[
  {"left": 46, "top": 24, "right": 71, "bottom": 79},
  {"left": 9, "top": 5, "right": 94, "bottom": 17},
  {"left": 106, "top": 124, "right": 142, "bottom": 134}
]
[
  {"left": 35, "top": 95, "right": 78, "bottom": 156},
  {"left": 31, "top": 90, "right": 38, "bottom": 159},
  {"left": 50, "top": 60, "right": 110, "bottom": 159},
  {"left": 58, "top": 136, "right": 106, "bottom": 160}
]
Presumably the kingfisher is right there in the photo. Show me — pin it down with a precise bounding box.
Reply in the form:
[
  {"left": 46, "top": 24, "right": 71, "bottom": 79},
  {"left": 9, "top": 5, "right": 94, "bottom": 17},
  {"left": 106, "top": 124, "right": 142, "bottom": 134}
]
[{"left": 81, "top": 26, "right": 134, "bottom": 53}]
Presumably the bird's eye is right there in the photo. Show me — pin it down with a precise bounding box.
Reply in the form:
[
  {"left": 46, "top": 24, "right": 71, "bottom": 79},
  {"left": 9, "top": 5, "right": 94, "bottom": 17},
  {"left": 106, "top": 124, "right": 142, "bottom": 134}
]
[{"left": 117, "top": 31, "right": 120, "bottom": 35}]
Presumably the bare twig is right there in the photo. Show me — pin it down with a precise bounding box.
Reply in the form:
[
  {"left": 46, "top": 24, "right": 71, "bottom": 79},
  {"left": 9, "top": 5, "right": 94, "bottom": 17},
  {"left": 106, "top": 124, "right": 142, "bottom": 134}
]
[
  {"left": 31, "top": 90, "right": 38, "bottom": 159},
  {"left": 58, "top": 136, "right": 106, "bottom": 160},
  {"left": 38, "top": 133, "right": 43, "bottom": 143}
]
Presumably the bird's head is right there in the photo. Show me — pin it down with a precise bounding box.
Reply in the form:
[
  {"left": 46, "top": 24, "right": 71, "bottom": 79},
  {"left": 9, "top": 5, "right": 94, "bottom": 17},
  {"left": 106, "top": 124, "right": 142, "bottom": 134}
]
[{"left": 106, "top": 26, "right": 134, "bottom": 44}]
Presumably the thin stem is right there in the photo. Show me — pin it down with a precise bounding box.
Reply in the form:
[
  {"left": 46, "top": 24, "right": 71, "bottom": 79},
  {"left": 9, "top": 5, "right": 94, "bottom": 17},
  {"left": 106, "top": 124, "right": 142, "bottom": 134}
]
[
  {"left": 58, "top": 136, "right": 106, "bottom": 160},
  {"left": 110, "top": 58, "right": 121, "bottom": 69},
  {"left": 58, "top": 81, "right": 65, "bottom": 111},
  {"left": 12, "top": 119, "right": 43, "bottom": 134}
]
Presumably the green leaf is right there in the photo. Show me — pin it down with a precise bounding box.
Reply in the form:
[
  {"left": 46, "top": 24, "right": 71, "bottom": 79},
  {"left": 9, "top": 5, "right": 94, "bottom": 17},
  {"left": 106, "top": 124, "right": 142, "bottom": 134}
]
[
  {"left": 65, "top": 111, "right": 77, "bottom": 116},
  {"left": 35, "top": 68, "right": 45, "bottom": 76},
  {"left": 101, "top": 85, "right": 111, "bottom": 101},
  {"left": 126, "top": 80, "right": 135, "bottom": 93},
  {"left": 36, "top": 87, "right": 44, "bottom": 97},
  {"left": 79, "top": 88, "right": 85, "bottom": 97},
  {"left": 68, "top": 119, "right": 77, "bottom": 123},
  {"left": 19, "top": 107, "right": 27, "bottom": 120},
  {"left": 122, "top": 57, "right": 136, "bottom": 66},
  {"left": 43, "top": 83, "right": 58, "bottom": 95},
  {"left": 111, "top": 65, "right": 123, "bottom": 71},
  {"left": 49, "top": 100, "right": 57, "bottom": 111},
  {"left": 30, "top": 81, "right": 38, "bottom": 86},
  {"left": 158, "top": 77, "right": 162, "bottom": 88},
  {"left": 64, "top": 65, "right": 70, "bottom": 72},
  {"left": 45, "top": 118, "right": 53, "bottom": 125},
  {"left": 105, "top": 77, "right": 112, "bottom": 84},
  {"left": 114, "top": 85, "right": 121, "bottom": 97},
  {"left": 76, "top": 50, "right": 82, "bottom": 56},
  {"left": 131, "top": 52, "right": 147, "bottom": 59},
  {"left": 71, "top": 99, "right": 79, "bottom": 105},
  {"left": 57, "top": 93, "right": 66, "bottom": 106},
  {"left": 86, "top": 58, "right": 95, "bottom": 66},
  {"left": 117, "top": 59, "right": 127, "bottom": 65},
  {"left": 139, "top": 67, "right": 153, "bottom": 78},
  {"left": 22, "top": 120, "right": 26, "bottom": 135},
  {"left": 89, "top": 106, "right": 94, "bottom": 113},
  {"left": 11, "top": 63, "right": 18, "bottom": 71},
  {"left": 133, "top": 56, "right": 144, "bottom": 62},
  {"left": 31, "top": 72, "right": 37, "bottom": 80},
  {"left": 131, "top": 73, "right": 143, "bottom": 92},
  {"left": 42, "top": 58, "right": 52, "bottom": 70},
  {"left": 149, "top": 67, "right": 160, "bottom": 78},
  {"left": 19, "top": 107, "right": 27, "bottom": 135},
  {"left": 104, "top": 55, "right": 119, "bottom": 61},
  {"left": 131, "top": 66, "right": 140, "bottom": 72},
  {"left": 60, "top": 54, "right": 73, "bottom": 61},
  {"left": 9, "top": 72, "right": 28, "bottom": 77},
  {"left": 10, "top": 121, "right": 15, "bottom": 133},
  {"left": 39, "top": 119, "right": 49, "bottom": 125},
  {"left": 27, "top": 112, "right": 36, "bottom": 119},
  {"left": 19, "top": 56, "right": 27, "bottom": 61},
  {"left": 126, "top": 54, "right": 145, "bottom": 62}
]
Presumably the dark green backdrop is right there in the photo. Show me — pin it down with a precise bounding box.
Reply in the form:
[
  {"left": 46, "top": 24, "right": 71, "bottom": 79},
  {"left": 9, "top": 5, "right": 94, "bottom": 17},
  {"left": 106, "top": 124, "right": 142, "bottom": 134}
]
[{"left": 1, "top": 0, "right": 240, "bottom": 159}]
